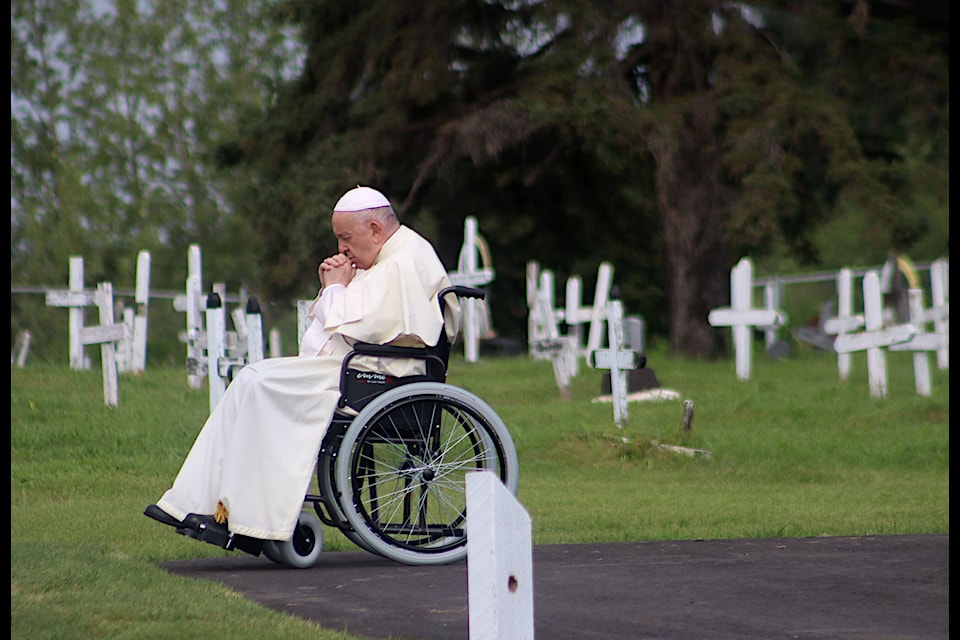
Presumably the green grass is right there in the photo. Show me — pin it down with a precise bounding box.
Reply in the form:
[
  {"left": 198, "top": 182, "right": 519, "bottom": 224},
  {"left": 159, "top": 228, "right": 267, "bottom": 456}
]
[{"left": 11, "top": 344, "right": 949, "bottom": 639}]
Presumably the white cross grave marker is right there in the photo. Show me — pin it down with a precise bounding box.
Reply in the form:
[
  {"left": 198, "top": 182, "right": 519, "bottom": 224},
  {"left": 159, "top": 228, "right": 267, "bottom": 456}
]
[
  {"left": 529, "top": 280, "right": 578, "bottom": 398},
  {"left": 589, "top": 300, "right": 643, "bottom": 428},
  {"left": 171, "top": 244, "right": 206, "bottom": 389},
  {"left": 708, "top": 258, "right": 786, "bottom": 380},
  {"left": 80, "top": 282, "right": 131, "bottom": 407},
  {"left": 927, "top": 258, "right": 949, "bottom": 370},
  {"left": 562, "top": 262, "right": 614, "bottom": 358},
  {"left": 888, "top": 288, "right": 943, "bottom": 396},
  {"left": 833, "top": 271, "right": 916, "bottom": 399},
  {"left": 823, "top": 268, "right": 864, "bottom": 381},
  {"left": 45, "top": 256, "right": 94, "bottom": 370},
  {"left": 117, "top": 250, "right": 151, "bottom": 374},
  {"left": 448, "top": 216, "right": 495, "bottom": 363}
]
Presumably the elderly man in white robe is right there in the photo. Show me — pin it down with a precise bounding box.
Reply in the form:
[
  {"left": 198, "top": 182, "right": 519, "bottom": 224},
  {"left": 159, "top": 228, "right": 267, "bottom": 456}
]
[{"left": 144, "top": 186, "right": 460, "bottom": 551}]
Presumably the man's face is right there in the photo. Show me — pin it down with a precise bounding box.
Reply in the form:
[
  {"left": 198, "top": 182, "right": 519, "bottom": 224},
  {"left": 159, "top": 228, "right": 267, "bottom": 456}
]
[{"left": 332, "top": 211, "right": 381, "bottom": 270}]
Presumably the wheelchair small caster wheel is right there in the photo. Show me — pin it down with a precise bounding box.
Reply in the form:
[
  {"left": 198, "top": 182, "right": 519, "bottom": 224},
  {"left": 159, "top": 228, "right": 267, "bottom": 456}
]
[{"left": 277, "top": 512, "right": 323, "bottom": 569}]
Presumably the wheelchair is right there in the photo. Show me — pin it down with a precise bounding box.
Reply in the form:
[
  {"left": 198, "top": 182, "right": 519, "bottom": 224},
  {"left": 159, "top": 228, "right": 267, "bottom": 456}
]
[{"left": 260, "top": 285, "right": 519, "bottom": 568}]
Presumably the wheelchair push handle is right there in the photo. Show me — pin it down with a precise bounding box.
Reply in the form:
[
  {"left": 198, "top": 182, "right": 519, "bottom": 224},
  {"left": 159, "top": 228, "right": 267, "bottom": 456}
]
[{"left": 440, "top": 285, "right": 485, "bottom": 304}]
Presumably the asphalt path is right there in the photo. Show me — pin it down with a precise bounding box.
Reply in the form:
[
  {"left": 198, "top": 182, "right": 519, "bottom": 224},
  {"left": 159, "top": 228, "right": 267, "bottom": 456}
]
[{"left": 160, "top": 534, "right": 948, "bottom": 640}]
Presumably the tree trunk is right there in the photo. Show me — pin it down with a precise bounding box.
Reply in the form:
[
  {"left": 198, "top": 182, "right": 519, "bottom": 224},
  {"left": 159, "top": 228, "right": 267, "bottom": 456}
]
[{"left": 653, "top": 104, "right": 731, "bottom": 359}]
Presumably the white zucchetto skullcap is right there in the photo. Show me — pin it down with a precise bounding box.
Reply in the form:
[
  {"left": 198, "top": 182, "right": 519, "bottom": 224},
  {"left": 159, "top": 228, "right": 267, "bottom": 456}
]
[{"left": 333, "top": 186, "right": 391, "bottom": 212}]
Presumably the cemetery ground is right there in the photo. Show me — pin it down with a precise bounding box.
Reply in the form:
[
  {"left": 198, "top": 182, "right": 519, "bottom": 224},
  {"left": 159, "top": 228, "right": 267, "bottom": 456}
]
[{"left": 11, "top": 345, "right": 949, "bottom": 639}]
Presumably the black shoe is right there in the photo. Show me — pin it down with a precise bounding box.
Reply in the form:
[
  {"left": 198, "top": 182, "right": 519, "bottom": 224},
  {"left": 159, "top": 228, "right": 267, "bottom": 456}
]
[{"left": 144, "top": 504, "right": 181, "bottom": 527}]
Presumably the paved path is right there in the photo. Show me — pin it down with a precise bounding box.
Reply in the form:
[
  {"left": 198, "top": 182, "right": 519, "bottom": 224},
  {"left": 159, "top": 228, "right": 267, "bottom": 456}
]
[{"left": 161, "top": 534, "right": 948, "bottom": 639}]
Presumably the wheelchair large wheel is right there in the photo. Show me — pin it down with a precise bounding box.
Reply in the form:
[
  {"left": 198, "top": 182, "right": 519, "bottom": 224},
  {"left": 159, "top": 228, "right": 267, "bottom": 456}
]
[
  {"left": 334, "top": 382, "right": 519, "bottom": 565},
  {"left": 317, "top": 430, "right": 383, "bottom": 557}
]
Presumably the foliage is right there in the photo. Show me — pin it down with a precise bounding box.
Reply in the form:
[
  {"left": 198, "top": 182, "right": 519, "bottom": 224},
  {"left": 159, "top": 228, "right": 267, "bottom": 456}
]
[
  {"left": 228, "top": 0, "right": 948, "bottom": 353},
  {"left": 11, "top": 1, "right": 949, "bottom": 361},
  {"left": 11, "top": 0, "right": 306, "bottom": 360}
]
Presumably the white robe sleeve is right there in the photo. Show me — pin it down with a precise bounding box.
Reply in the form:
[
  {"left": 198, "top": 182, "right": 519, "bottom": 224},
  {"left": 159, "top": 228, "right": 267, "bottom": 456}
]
[{"left": 298, "top": 284, "right": 346, "bottom": 357}]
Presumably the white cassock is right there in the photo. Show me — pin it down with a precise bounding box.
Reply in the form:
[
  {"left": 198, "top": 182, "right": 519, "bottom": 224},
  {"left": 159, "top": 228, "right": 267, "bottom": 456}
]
[{"left": 156, "top": 225, "right": 460, "bottom": 540}]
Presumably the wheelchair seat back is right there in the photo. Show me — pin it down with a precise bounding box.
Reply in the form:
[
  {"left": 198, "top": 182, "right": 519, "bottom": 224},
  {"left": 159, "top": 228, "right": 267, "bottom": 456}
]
[{"left": 337, "top": 285, "right": 484, "bottom": 412}]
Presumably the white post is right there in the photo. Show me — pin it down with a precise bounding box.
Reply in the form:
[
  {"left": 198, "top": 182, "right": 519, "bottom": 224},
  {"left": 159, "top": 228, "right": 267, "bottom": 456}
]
[
  {"left": 565, "top": 275, "right": 584, "bottom": 350},
  {"left": 116, "top": 305, "right": 136, "bottom": 373},
  {"left": 928, "top": 258, "right": 949, "bottom": 369},
  {"left": 96, "top": 283, "right": 119, "bottom": 406},
  {"left": 889, "top": 288, "right": 943, "bottom": 396},
  {"left": 462, "top": 217, "right": 479, "bottom": 363},
  {"left": 865, "top": 272, "right": 888, "bottom": 399},
  {"left": 69, "top": 256, "right": 88, "bottom": 370},
  {"left": 763, "top": 281, "right": 779, "bottom": 349},
  {"left": 526, "top": 261, "right": 539, "bottom": 358},
  {"left": 585, "top": 262, "right": 613, "bottom": 357},
  {"left": 245, "top": 298, "right": 264, "bottom": 364},
  {"left": 269, "top": 328, "right": 282, "bottom": 359},
  {"left": 206, "top": 293, "right": 227, "bottom": 413},
  {"left": 131, "top": 250, "right": 151, "bottom": 374},
  {"left": 732, "top": 259, "right": 752, "bottom": 380},
  {"left": 824, "top": 268, "right": 864, "bottom": 381},
  {"left": 297, "top": 299, "right": 313, "bottom": 348},
  {"left": 182, "top": 244, "right": 206, "bottom": 389},
  {"left": 12, "top": 330, "right": 31, "bottom": 368},
  {"left": 466, "top": 471, "right": 534, "bottom": 640}
]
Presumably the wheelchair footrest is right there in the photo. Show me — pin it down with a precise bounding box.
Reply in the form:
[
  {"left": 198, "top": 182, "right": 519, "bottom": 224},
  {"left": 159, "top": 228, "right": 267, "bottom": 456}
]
[{"left": 176, "top": 513, "right": 263, "bottom": 556}]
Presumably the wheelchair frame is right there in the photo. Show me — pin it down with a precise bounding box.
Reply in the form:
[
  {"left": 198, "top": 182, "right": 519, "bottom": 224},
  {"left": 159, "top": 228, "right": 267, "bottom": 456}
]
[{"left": 264, "top": 285, "right": 519, "bottom": 568}]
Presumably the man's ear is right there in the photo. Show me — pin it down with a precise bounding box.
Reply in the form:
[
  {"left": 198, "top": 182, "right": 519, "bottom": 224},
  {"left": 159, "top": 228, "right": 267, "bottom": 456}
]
[{"left": 369, "top": 219, "right": 385, "bottom": 244}]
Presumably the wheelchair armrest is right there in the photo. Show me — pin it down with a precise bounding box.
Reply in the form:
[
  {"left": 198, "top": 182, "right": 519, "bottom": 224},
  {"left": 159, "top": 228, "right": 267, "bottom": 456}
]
[
  {"left": 440, "top": 285, "right": 485, "bottom": 301},
  {"left": 349, "top": 342, "right": 438, "bottom": 359}
]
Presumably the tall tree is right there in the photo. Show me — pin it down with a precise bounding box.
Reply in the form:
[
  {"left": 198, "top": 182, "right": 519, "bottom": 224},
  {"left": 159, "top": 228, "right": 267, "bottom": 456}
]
[
  {"left": 232, "top": 1, "right": 946, "bottom": 357},
  {"left": 11, "top": 0, "right": 305, "bottom": 362}
]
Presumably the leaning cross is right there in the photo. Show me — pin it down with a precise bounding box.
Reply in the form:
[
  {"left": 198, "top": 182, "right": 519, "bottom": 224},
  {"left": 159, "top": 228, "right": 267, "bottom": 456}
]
[
  {"left": 589, "top": 300, "right": 643, "bottom": 428},
  {"left": 833, "top": 271, "right": 915, "bottom": 399}
]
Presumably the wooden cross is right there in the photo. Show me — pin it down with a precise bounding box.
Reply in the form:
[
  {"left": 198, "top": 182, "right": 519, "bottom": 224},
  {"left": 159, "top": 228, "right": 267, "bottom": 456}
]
[
  {"left": 448, "top": 216, "right": 495, "bottom": 363},
  {"left": 888, "top": 288, "right": 944, "bottom": 396},
  {"left": 822, "top": 268, "right": 865, "bottom": 381},
  {"left": 707, "top": 258, "right": 786, "bottom": 380},
  {"left": 589, "top": 300, "right": 643, "bottom": 428},
  {"left": 927, "top": 258, "right": 949, "bottom": 370},
  {"left": 563, "top": 262, "right": 614, "bottom": 358},
  {"left": 529, "top": 283, "right": 577, "bottom": 399},
  {"left": 79, "top": 282, "right": 130, "bottom": 407},
  {"left": 115, "top": 250, "right": 151, "bottom": 374},
  {"left": 833, "top": 271, "right": 915, "bottom": 399},
  {"left": 44, "top": 256, "right": 94, "bottom": 370}
]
